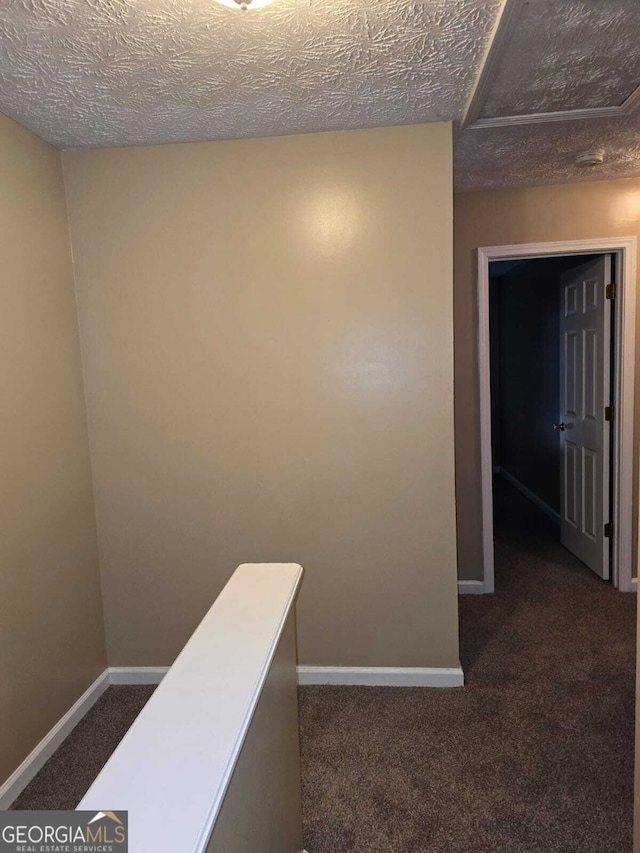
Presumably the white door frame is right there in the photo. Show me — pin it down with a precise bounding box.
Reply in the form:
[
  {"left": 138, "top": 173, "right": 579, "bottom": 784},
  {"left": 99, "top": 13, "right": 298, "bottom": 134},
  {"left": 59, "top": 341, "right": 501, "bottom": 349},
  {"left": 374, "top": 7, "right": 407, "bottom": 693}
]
[{"left": 478, "top": 237, "right": 637, "bottom": 593}]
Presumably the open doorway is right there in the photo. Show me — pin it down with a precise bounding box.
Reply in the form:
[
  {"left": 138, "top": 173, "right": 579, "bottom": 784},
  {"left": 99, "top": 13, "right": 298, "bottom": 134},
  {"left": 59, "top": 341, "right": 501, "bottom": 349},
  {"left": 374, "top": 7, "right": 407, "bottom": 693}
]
[
  {"left": 490, "top": 253, "right": 612, "bottom": 582},
  {"left": 477, "top": 238, "right": 637, "bottom": 594}
]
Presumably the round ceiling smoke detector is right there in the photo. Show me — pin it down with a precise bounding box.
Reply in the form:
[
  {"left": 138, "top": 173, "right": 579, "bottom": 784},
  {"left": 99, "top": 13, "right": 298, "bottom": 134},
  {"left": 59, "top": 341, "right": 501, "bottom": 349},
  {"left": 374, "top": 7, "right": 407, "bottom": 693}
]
[{"left": 574, "top": 150, "right": 605, "bottom": 168}]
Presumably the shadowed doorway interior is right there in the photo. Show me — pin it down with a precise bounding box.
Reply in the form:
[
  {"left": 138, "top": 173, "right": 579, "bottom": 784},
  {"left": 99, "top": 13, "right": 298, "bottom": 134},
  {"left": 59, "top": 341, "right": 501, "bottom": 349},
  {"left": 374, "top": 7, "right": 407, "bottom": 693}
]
[{"left": 489, "top": 253, "right": 613, "bottom": 581}]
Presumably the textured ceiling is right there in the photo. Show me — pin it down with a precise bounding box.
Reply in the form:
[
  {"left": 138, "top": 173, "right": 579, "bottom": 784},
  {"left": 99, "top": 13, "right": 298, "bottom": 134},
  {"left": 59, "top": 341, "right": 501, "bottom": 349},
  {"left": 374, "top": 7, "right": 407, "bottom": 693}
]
[
  {"left": 456, "top": 0, "right": 640, "bottom": 191},
  {"left": 455, "top": 112, "right": 640, "bottom": 192},
  {"left": 480, "top": 0, "right": 640, "bottom": 118},
  {"left": 0, "top": 0, "right": 499, "bottom": 148},
  {"left": 0, "top": 0, "right": 639, "bottom": 191}
]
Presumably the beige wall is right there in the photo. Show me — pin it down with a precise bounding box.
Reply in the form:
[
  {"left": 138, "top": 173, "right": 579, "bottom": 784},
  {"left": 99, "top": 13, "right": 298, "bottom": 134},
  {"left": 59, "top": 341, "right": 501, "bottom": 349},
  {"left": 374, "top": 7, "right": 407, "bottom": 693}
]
[
  {"left": 454, "top": 177, "right": 640, "bottom": 581},
  {"left": 0, "top": 113, "right": 106, "bottom": 785},
  {"left": 206, "top": 614, "right": 302, "bottom": 853},
  {"left": 62, "top": 123, "right": 460, "bottom": 669}
]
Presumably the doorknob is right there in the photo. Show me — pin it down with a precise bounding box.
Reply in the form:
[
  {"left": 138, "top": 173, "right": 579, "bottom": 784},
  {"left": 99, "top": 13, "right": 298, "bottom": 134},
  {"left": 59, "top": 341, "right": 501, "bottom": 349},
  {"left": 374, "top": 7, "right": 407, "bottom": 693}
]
[{"left": 553, "top": 422, "right": 566, "bottom": 431}]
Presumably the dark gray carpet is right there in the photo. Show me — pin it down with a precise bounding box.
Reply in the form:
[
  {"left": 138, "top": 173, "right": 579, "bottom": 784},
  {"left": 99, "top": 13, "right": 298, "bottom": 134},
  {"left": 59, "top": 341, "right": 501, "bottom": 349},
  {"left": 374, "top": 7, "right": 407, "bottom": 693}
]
[
  {"left": 10, "top": 479, "right": 636, "bottom": 853},
  {"left": 10, "top": 686, "right": 155, "bottom": 810},
  {"left": 299, "top": 479, "right": 637, "bottom": 852}
]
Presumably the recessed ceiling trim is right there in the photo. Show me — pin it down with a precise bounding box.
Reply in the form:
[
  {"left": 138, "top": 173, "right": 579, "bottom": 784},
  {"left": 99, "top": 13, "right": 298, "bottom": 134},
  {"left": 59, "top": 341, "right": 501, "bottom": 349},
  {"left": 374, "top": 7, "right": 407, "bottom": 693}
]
[
  {"left": 461, "top": 0, "right": 519, "bottom": 128},
  {"left": 467, "top": 98, "right": 638, "bottom": 130},
  {"left": 462, "top": 0, "right": 640, "bottom": 130},
  {"left": 623, "top": 82, "right": 640, "bottom": 115}
]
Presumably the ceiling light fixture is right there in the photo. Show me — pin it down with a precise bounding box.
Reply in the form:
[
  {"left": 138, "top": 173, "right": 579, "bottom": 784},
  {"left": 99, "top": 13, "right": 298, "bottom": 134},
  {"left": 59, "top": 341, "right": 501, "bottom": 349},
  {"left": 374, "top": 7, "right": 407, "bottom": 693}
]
[
  {"left": 574, "top": 150, "right": 605, "bottom": 168},
  {"left": 214, "top": 0, "right": 272, "bottom": 9}
]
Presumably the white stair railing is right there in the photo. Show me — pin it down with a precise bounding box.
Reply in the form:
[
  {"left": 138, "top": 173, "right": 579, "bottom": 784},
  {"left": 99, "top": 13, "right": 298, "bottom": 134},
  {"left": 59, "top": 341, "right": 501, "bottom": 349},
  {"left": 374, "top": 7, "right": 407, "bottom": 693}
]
[{"left": 78, "top": 563, "right": 304, "bottom": 853}]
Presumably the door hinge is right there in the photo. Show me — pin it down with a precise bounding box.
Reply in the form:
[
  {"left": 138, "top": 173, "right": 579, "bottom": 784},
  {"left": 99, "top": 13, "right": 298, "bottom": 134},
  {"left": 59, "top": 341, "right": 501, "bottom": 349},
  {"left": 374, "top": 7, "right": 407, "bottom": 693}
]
[
  {"left": 604, "top": 522, "right": 614, "bottom": 539},
  {"left": 606, "top": 283, "right": 616, "bottom": 300},
  {"left": 605, "top": 405, "right": 615, "bottom": 421}
]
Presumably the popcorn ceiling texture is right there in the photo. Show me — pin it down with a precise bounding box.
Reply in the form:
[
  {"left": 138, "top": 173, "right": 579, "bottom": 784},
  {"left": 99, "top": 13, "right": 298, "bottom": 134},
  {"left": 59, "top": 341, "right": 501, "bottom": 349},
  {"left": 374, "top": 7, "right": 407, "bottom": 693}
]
[
  {"left": 480, "top": 0, "right": 640, "bottom": 118},
  {"left": 458, "top": 0, "right": 640, "bottom": 191},
  {"left": 454, "top": 113, "right": 640, "bottom": 192},
  {"left": 0, "top": 0, "right": 499, "bottom": 148},
  {"left": 0, "top": 0, "right": 639, "bottom": 190}
]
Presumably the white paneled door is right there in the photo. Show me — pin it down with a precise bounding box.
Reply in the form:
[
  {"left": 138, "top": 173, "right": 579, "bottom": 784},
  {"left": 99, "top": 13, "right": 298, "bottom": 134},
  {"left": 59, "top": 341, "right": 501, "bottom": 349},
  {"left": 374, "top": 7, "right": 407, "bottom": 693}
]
[{"left": 559, "top": 256, "right": 612, "bottom": 579}]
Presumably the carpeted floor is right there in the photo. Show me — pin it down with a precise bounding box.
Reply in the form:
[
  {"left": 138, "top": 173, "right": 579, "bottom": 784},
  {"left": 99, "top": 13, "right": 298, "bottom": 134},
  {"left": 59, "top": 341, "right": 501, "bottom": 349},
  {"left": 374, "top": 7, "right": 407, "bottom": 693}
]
[
  {"left": 10, "top": 686, "right": 156, "bottom": 811},
  {"left": 10, "top": 479, "right": 637, "bottom": 852},
  {"left": 299, "top": 479, "right": 637, "bottom": 852}
]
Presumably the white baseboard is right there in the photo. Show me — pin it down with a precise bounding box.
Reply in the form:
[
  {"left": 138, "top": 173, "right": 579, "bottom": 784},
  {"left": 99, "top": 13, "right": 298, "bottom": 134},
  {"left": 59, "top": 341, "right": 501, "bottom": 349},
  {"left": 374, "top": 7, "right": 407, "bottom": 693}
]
[
  {"left": 498, "top": 469, "right": 560, "bottom": 523},
  {"left": 102, "top": 661, "right": 469, "bottom": 689},
  {"left": 458, "top": 580, "right": 485, "bottom": 594},
  {"left": 1, "top": 657, "right": 465, "bottom": 808},
  {"left": 297, "top": 665, "right": 464, "bottom": 687},
  {"left": 108, "top": 666, "right": 169, "bottom": 685},
  {"left": 0, "top": 666, "right": 171, "bottom": 807},
  {"left": 0, "top": 670, "right": 110, "bottom": 809}
]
